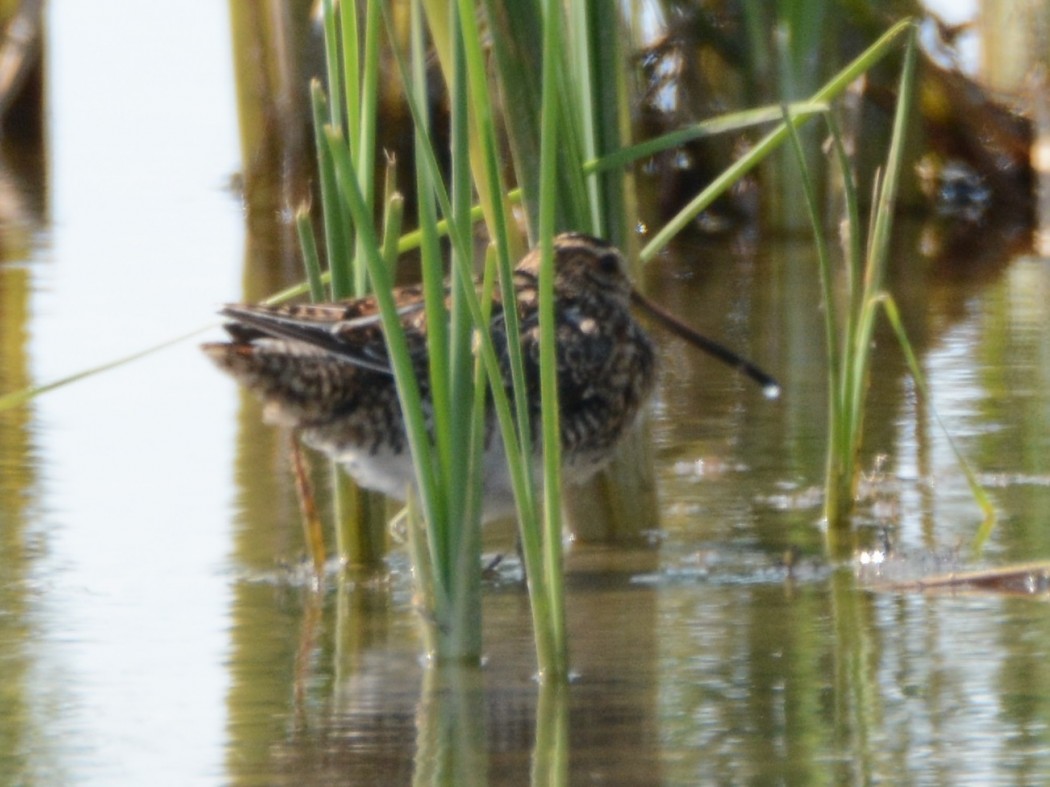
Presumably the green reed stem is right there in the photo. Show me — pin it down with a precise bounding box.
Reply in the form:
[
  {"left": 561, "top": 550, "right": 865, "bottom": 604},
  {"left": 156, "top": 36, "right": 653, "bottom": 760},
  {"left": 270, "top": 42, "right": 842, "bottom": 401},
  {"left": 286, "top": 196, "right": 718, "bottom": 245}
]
[
  {"left": 639, "top": 17, "right": 913, "bottom": 263},
  {"left": 568, "top": 1, "right": 599, "bottom": 227},
  {"left": 383, "top": 3, "right": 532, "bottom": 504},
  {"left": 590, "top": 102, "right": 826, "bottom": 175},
  {"left": 452, "top": 2, "right": 485, "bottom": 658},
  {"left": 380, "top": 198, "right": 404, "bottom": 287},
  {"left": 410, "top": 0, "right": 451, "bottom": 513},
  {"left": 824, "top": 112, "right": 864, "bottom": 370},
  {"left": 879, "top": 295, "right": 997, "bottom": 548},
  {"left": 309, "top": 80, "right": 352, "bottom": 299},
  {"left": 352, "top": 0, "right": 381, "bottom": 296},
  {"left": 384, "top": 1, "right": 559, "bottom": 664},
  {"left": 536, "top": 0, "right": 568, "bottom": 678},
  {"left": 449, "top": 0, "right": 554, "bottom": 664},
  {"left": 783, "top": 103, "right": 841, "bottom": 494},
  {"left": 294, "top": 205, "right": 326, "bottom": 302},
  {"left": 447, "top": 2, "right": 483, "bottom": 601},
  {"left": 339, "top": 0, "right": 359, "bottom": 157},
  {"left": 321, "top": 0, "right": 343, "bottom": 130},
  {"left": 785, "top": 27, "right": 968, "bottom": 554},
  {"left": 451, "top": 0, "right": 535, "bottom": 457},
  {"left": 324, "top": 123, "right": 442, "bottom": 555},
  {"left": 532, "top": 679, "right": 570, "bottom": 784},
  {"left": 829, "top": 29, "right": 915, "bottom": 542},
  {"left": 0, "top": 327, "right": 211, "bottom": 411},
  {"left": 578, "top": 2, "right": 631, "bottom": 245}
]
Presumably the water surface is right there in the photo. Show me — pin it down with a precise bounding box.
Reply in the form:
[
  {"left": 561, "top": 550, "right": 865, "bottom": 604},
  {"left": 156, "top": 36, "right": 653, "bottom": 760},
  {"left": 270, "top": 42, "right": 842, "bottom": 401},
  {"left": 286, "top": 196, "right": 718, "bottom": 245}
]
[{"left": 2, "top": 3, "right": 1050, "bottom": 785}]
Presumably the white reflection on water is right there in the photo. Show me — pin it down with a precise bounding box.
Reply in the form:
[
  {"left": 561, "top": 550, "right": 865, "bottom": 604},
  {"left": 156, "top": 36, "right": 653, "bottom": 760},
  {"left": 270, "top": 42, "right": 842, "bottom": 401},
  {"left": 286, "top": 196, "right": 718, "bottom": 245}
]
[{"left": 20, "top": 1, "right": 244, "bottom": 784}]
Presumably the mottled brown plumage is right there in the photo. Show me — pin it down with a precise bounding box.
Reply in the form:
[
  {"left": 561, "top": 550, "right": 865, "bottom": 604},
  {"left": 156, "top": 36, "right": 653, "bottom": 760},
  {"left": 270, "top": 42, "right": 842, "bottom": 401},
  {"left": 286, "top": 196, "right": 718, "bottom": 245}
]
[{"left": 202, "top": 232, "right": 656, "bottom": 519}]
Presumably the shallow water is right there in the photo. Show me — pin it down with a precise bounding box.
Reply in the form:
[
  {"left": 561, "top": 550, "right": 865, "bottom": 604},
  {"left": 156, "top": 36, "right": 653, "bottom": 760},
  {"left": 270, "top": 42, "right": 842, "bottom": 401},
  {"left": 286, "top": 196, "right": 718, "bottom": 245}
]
[{"left": 3, "top": 3, "right": 1050, "bottom": 785}]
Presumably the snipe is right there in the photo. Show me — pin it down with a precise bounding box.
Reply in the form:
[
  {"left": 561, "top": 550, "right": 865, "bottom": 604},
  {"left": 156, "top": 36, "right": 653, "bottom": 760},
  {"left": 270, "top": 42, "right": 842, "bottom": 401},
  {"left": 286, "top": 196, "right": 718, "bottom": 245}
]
[{"left": 202, "top": 233, "right": 658, "bottom": 521}]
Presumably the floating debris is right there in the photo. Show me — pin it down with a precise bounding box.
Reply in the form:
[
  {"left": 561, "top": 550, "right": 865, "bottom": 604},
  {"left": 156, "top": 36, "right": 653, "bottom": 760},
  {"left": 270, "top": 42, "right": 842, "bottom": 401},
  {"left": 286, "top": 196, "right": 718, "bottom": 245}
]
[{"left": 865, "top": 559, "right": 1050, "bottom": 598}]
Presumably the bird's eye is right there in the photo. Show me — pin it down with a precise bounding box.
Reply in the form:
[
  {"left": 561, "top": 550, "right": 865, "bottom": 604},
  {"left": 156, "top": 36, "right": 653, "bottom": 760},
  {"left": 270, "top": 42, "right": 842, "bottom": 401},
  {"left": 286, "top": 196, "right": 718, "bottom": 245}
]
[{"left": 597, "top": 252, "right": 620, "bottom": 275}]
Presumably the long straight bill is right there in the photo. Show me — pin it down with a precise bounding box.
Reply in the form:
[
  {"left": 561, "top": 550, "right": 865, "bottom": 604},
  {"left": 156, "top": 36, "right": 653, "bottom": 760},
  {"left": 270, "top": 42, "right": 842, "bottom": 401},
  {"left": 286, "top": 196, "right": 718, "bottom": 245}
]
[{"left": 631, "top": 289, "right": 780, "bottom": 399}]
